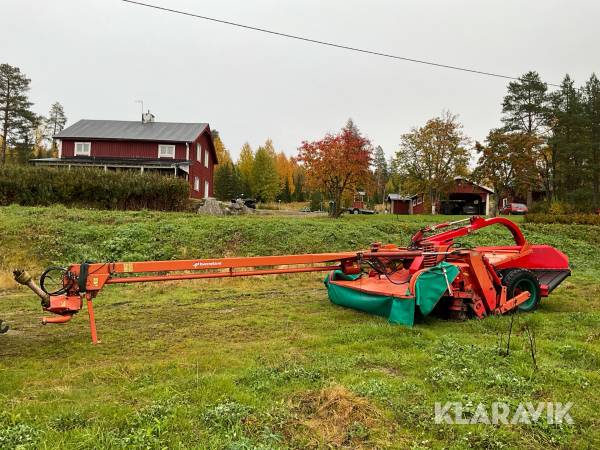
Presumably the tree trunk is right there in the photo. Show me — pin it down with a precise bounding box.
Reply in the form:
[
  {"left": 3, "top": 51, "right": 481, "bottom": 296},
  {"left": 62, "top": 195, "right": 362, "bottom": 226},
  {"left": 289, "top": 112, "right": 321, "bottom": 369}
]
[
  {"left": 526, "top": 190, "right": 533, "bottom": 208},
  {"left": 429, "top": 189, "right": 436, "bottom": 215},
  {"left": 593, "top": 140, "right": 599, "bottom": 210},
  {"left": 329, "top": 188, "right": 343, "bottom": 218}
]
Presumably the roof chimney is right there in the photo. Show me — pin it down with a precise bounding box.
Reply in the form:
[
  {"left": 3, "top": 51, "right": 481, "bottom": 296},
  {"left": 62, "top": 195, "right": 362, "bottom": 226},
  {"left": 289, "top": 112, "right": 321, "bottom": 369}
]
[{"left": 142, "top": 110, "right": 155, "bottom": 124}]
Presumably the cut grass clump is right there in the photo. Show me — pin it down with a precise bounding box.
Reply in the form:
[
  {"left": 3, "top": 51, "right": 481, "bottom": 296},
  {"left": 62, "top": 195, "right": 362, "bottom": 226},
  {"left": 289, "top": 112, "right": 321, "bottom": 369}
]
[{"left": 289, "top": 385, "right": 384, "bottom": 448}]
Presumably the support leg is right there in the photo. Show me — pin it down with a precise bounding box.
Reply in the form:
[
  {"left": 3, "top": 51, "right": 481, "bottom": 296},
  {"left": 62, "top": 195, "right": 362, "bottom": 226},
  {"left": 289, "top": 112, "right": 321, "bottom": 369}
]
[{"left": 86, "top": 295, "right": 99, "bottom": 344}]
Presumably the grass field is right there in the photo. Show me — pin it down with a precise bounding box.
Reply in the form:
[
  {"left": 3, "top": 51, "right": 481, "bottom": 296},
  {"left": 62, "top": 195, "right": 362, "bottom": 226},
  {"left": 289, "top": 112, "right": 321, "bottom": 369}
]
[{"left": 0, "top": 206, "right": 599, "bottom": 449}]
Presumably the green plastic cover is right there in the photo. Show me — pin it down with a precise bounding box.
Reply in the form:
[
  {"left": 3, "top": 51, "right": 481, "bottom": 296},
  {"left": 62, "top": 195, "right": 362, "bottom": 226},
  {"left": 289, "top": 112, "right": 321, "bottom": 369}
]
[
  {"left": 414, "top": 262, "right": 460, "bottom": 316},
  {"left": 324, "top": 272, "right": 416, "bottom": 326},
  {"left": 324, "top": 261, "right": 460, "bottom": 327}
]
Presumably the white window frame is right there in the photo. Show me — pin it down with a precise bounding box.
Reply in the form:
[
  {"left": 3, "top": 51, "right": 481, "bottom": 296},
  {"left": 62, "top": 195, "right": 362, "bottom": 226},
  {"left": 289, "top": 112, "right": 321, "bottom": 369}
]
[
  {"left": 74, "top": 142, "right": 91, "bottom": 156},
  {"left": 196, "top": 143, "right": 201, "bottom": 161},
  {"left": 194, "top": 176, "right": 200, "bottom": 192},
  {"left": 204, "top": 180, "right": 209, "bottom": 198},
  {"left": 204, "top": 149, "right": 209, "bottom": 168},
  {"left": 158, "top": 144, "right": 175, "bottom": 159}
]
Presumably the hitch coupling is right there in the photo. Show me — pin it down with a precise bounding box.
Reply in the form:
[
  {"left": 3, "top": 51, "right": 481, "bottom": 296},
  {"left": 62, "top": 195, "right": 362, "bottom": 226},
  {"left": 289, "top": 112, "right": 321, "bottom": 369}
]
[{"left": 13, "top": 269, "right": 51, "bottom": 308}]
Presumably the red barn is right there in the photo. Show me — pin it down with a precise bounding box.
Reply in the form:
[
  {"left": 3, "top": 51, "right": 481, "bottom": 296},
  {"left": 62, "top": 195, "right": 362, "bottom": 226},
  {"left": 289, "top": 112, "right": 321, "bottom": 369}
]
[
  {"left": 386, "top": 193, "right": 425, "bottom": 214},
  {"left": 31, "top": 115, "right": 218, "bottom": 199},
  {"left": 439, "top": 177, "right": 494, "bottom": 215}
]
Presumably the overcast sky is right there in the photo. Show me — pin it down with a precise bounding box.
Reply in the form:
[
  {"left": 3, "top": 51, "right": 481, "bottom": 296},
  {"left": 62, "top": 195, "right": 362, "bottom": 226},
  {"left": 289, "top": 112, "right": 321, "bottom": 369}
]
[{"left": 3, "top": 0, "right": 598, "bottom": 159}]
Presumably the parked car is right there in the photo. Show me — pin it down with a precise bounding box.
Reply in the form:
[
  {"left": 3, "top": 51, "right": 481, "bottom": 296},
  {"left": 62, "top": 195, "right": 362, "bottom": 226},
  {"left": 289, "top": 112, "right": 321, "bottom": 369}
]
[
  {"left": 500, "top": 203, "right": 528, "bottom": 215},
  {"left": 462, "top": 204, "right": 478, "bottom": 215},
  {"left": 348, "top": 207, "right": 376, "bottom": 215},
  {"left": 231, "top": 198, "right": 257, "bottom": 209}
]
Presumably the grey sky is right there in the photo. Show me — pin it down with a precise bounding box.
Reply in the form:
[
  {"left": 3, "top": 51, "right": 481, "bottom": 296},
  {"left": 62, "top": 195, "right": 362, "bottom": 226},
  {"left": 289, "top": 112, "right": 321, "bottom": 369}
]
[{"left": 3, "top": 0, "right": 598, "bottom": 160}]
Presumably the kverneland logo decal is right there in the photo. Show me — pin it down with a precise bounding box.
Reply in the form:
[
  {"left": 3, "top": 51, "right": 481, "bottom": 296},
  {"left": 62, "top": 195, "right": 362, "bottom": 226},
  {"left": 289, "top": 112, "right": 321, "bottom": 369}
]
[{"left": 192, "top": 261, "right": 223, "bottom": 268}]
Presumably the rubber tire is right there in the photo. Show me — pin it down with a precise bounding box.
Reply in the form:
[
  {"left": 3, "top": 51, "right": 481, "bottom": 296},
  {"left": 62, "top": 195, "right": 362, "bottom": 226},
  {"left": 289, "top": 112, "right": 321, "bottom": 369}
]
[
  {"left": 502, "top": 268, "right": 541, "bottom": 312},
  {"left": 353, "top": 209, "right": 359, "bottom": 215}
]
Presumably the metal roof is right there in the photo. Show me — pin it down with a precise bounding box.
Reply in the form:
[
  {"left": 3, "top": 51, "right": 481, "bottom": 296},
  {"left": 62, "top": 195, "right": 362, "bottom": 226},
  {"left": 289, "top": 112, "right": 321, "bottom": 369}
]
[
  {"left": 54, "top": 119, "right": 209, "bottom": 142},
  {"left": 453, "top": 176, "right": 494, "bottom": 193},
  {"left": 386, "top": 193, "right": 419, "bottom": 201}
]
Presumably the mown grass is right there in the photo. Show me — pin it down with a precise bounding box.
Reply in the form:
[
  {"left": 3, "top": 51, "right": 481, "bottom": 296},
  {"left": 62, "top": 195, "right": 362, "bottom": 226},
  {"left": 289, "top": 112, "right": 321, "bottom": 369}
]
[{"left": 0, "top": 206, "right": 599, "bottom": 449}]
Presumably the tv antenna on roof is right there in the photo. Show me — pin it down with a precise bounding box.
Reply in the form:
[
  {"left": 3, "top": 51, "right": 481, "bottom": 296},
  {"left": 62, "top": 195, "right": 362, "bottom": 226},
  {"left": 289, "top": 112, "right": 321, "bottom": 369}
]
[{"left": 135, "top": 99, "right": 144, "bottom": 118}]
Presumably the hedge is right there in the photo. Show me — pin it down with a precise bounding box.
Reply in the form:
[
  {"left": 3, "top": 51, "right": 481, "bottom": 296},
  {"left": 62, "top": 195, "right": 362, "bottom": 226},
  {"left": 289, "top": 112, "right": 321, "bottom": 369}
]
[
  {"left": 525, "top": 213, "right": 600, "bottom": 226},
  {"left": 0, "top": 166, "right": 190, "bottom": 211}
]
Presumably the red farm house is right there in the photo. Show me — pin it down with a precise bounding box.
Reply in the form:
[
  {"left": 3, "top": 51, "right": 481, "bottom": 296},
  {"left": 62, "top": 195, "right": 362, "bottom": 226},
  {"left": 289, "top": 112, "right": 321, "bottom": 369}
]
[
  {"left": 439, "top": 177, "right": 494, "bottom": 215},
  {"left": 31, "top": 113, "right": 217, "bottom": 199},
  {"left": 386, "top": 193, "right": 425, "bottom": 214}
]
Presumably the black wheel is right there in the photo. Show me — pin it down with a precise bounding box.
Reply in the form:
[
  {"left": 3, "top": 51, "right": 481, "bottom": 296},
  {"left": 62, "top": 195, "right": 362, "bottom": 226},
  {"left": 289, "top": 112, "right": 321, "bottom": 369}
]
[
  {"left": 0, "top": 319, "right": 8, "bottom": 334},
  {"left": 353, "top": 209, "right": 359, "bottom": 215},
  {"left": 502, "top": 268, "right": 541, "bottom": 312}
]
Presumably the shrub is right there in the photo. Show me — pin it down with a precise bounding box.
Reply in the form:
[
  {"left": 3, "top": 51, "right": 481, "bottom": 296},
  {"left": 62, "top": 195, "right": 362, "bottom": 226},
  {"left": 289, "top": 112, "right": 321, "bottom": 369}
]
[
  {"left": 525, "top": 213, "right": 600, "bottom": 225},
  {"left": 529, "top": 200, "right": 593, "bottom": 214},
  {"left": 0, "top": 166, "right": 190, "bottom": 211}
]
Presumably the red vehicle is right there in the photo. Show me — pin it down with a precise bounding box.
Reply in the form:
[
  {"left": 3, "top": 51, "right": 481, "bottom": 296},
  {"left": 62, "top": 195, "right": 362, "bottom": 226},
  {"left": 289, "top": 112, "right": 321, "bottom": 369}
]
[
  {"left": 13, "top": 216, "right": 570, "bottom": 344},
  {"left": 500, "top": 202, "right": 529, "bottom": 215}
]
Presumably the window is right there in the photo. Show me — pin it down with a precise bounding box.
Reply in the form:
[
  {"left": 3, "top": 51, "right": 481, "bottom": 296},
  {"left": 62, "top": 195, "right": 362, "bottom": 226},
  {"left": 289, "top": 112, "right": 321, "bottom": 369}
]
[
  {"left": 196, "top": 143, "right": 201, "bottom": 161},
  {"left": 204, "top": 149, "right": 209, "bottom": 168},
  {"left": 158, "top": 144, "right": 175, "bottom": 158},
  {"left": 74, "top": 142, "right": 91, "bottom": 156},
  {"left": 204, "top": 180, "right": 209, "bottom": 198},
  {"left": 416, "top": 196, "right": 423, "bottom": 205},
  {"left": 412, "top": 198, "right": 417, "bottom": 207},
  {"left": 194, "top": 176, "right": 200, "bottom": 192}
]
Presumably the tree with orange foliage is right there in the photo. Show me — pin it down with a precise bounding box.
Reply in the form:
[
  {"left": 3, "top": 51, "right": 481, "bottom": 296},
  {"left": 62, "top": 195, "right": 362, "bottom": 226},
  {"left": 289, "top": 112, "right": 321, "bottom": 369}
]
[{"left": 298, "top": 120, "right": 372, "bottom": 217}]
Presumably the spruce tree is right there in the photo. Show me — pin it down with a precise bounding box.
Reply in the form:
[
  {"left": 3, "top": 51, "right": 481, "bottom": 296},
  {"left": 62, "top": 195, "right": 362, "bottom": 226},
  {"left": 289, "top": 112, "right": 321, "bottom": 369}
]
[
  {"left": 584, "top": 74, "right": 600, "bottom": 208},
  {"left": 0, "top": 64, "right": 34, "bottom": 165},
  {"left": 372, "top": 145, "right": 388, "bottom": 203}
]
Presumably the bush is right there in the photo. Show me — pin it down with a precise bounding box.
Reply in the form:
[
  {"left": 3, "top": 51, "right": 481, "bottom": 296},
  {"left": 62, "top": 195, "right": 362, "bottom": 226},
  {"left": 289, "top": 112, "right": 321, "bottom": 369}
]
[
  {"left": 0, "top": 166, "right": 190, "bottom": 211},
  {"left": 525, "top": 213, "right": 600, "bottom": 225},
  {"left": 529, "top": 200, "right": 592, "bottom": 214}
]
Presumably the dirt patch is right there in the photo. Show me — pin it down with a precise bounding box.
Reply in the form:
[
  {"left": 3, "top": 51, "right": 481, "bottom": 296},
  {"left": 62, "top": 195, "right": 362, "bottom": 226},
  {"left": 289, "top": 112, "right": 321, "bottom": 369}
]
[{"left": 289, "top": 385, "right": 383, "bottom": 448}]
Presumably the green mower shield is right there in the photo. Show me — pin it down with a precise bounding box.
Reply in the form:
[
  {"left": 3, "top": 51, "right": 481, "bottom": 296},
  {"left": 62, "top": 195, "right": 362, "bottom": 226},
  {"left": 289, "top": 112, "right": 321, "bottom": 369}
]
[{"left": 324, "top": 262, "right": 459, "bottom": 326}]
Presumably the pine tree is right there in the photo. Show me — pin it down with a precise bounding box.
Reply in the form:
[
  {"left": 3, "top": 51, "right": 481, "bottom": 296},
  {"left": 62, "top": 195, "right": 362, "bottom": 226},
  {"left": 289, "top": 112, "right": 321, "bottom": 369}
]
[
  {"left": 238, "top": 142, "right": 254, "bottom": 197},
  {"left": 0, "top": 64, "right": 34, "bottom": 165},
  {"left": 252, "top": 142, "right": 280, "bottom": 202},
  {"left": 502, "top": 71, "right": 550, "bottom": 135},
  {"left": 372, "top": 145, "right": 388, "bottom": 203},
  {"left": 501, "top": 71, "right": 552, "bottom": 206},
  {"left": 46, "top": 102, "right": 67, "bottom": 152}
]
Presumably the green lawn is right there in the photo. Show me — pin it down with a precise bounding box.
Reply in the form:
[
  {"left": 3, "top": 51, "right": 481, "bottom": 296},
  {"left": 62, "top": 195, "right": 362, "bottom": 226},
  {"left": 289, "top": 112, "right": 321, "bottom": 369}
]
[{"left": 0, "top": 206, "right": 599, "bottom": 449}]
